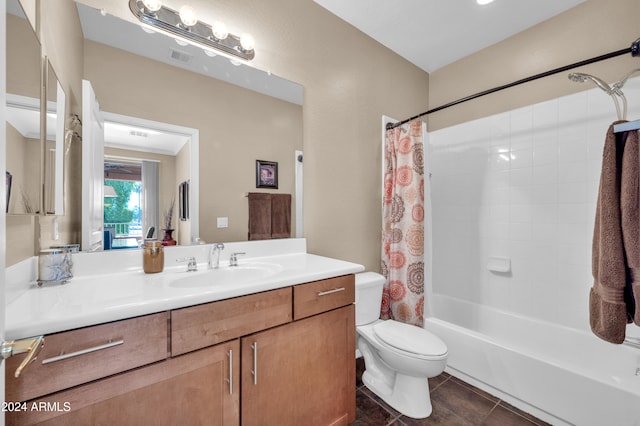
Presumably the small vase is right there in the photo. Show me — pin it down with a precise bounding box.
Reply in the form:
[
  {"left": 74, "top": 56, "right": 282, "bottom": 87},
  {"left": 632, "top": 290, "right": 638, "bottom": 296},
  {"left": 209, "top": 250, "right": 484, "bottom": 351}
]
[{"left": 162, "top": 228, "right": 177, "bottom": 246}]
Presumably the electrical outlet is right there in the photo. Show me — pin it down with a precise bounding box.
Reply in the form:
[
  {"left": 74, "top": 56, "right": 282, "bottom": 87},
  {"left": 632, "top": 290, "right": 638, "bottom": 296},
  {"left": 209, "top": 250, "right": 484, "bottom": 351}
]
[{"left": 217, "top": 217, "right": 229, "bottom": 228}]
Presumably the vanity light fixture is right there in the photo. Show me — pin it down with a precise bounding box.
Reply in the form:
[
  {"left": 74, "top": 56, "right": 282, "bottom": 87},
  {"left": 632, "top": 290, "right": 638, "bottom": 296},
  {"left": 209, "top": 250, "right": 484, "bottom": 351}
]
[
  {"left": 476, "top": 0, "right": 495, "bottom": 4},
  {"left": 129, "top": 0, "right": 256, "bottom": 62}
]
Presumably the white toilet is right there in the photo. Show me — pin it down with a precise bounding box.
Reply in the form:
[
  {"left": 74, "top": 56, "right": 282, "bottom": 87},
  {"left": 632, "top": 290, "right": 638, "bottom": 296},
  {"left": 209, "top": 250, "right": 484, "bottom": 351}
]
[{"left": 355, "top": 272, "right": 448, "bottom": 419}]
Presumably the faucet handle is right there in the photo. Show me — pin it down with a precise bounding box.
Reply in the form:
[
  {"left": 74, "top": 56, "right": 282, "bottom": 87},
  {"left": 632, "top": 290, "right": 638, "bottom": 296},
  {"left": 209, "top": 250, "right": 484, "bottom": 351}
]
[
  {"left": 176, "top": 256, "right": 198, "bottom": 272},
  {"left": 229, "top": 252, "right": 246, "bottom": 267}
]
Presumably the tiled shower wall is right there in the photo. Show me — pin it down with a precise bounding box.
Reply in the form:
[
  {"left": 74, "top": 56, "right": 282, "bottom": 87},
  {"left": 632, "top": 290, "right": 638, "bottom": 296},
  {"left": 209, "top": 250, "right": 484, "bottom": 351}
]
[{"left": 428, "top": 76, "right": 640, "bottom": 331}]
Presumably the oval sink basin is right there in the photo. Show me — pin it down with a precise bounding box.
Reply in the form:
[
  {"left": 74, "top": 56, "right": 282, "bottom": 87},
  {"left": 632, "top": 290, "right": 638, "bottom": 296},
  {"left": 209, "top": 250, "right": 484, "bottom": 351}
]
[{"left": 169, "top": 262, "right": 283, "bottom": 288}]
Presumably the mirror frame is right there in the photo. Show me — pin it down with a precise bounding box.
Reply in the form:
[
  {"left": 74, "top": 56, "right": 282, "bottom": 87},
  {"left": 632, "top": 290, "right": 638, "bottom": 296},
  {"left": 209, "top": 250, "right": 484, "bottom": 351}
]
[{"left": 44, "top": 57, "right": 66, "bottom": 215}]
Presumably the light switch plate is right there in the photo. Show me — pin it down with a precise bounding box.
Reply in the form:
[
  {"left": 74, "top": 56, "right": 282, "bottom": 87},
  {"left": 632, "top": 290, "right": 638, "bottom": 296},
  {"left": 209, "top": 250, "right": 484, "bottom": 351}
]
[{"left": 217, "top": 217, "right": 229, "bottom": 228}]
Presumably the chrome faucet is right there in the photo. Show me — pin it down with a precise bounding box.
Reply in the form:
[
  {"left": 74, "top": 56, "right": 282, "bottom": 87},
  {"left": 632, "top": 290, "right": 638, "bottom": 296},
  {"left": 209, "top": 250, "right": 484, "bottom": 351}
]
[{"left": 209, "top": 243, "right": 225, "bottom": 269}]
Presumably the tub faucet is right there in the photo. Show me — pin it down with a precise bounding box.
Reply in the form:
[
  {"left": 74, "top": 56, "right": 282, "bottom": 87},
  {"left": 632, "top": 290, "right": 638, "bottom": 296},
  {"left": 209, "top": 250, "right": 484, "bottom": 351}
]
[{"left": 209, "top": 243, "right": 225, "bottom": 269}]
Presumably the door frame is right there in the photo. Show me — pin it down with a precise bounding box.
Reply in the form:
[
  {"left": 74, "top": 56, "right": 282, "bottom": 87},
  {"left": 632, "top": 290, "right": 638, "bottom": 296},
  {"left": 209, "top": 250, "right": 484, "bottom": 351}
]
[{"left": 101, "top": 112, "right": 200, "bottom": 245}]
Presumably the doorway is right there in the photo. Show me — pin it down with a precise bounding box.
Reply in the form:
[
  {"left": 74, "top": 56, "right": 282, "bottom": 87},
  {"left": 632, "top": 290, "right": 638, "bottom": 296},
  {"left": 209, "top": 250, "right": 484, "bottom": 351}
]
[{"left": 101, "top": 112, "right": 199, "bottom": 247}]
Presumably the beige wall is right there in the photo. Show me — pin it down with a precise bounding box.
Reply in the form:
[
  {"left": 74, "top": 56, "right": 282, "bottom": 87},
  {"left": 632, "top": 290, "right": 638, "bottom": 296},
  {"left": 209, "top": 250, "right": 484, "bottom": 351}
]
[
  {"left": 428, "top": 0, "right": 639, "bottom": 131},
  {"left": 6, "top": 124, "right": 39, "bottom": 215},
  {"left": 7, "top": 13, "right": 40, "bottom": 99}
]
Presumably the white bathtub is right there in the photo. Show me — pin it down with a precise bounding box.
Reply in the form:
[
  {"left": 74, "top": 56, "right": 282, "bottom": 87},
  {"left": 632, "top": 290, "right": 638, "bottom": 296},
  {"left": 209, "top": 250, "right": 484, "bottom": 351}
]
[{"left": 426, "top": 295, "right": 640, "bottom": 426}]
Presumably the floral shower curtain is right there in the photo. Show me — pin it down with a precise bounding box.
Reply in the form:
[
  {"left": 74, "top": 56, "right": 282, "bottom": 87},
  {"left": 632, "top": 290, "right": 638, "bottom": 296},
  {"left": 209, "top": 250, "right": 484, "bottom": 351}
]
[{"left": 381, "top": 121, "right": 425, "bottom": 327}]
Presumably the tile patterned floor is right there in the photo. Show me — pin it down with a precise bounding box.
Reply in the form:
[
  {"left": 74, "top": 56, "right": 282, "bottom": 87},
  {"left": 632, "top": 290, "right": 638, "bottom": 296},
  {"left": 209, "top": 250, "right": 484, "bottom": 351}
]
[{"left": 352, "top": 359, "right": 550, "bottom": 426}]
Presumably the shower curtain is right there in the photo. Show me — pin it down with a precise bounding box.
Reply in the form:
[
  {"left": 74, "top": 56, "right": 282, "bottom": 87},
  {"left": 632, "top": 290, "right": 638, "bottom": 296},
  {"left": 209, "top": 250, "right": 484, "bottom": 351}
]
[{"left": 381, "top": 121, "right": 425, "bottom": 327}]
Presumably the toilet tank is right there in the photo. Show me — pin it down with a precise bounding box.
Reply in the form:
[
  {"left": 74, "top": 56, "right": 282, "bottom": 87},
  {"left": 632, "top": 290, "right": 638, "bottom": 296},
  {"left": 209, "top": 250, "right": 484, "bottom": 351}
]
[{"left": 355, "top": 272, "right": 385, "bottom": 326}]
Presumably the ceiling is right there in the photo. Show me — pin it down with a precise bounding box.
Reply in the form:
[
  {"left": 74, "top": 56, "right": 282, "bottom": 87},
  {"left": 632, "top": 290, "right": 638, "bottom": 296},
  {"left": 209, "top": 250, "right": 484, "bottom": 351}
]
[{"left": 313, "top": 0, "right": 586, "bottom": 73}]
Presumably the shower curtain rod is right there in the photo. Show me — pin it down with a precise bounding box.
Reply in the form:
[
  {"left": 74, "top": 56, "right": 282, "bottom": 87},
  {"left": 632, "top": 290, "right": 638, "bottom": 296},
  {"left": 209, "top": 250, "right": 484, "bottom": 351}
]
[{"left": 386, "top": 37, "right": 640, "bottom": 130}]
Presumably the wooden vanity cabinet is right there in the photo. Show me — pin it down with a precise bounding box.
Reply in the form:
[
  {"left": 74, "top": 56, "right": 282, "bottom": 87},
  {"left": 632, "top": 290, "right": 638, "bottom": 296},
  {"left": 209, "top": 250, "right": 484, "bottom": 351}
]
[
  {"left": 5, "top": 275, "right": 355, "bottom": 426},
  {"left": 239, "top": 275, "right": 356, "bottom": 426},
  {"left": 7, "top": 340, "right": 240, "bottom": 426},
  {"left": 241, "top": 304, "right": 355, "bottom": 426}
]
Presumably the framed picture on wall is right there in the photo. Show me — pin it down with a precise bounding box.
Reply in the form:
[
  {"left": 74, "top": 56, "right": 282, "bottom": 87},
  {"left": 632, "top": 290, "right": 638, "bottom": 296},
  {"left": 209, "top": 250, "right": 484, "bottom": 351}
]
[{"left": 256, "top": 160, "right": 278, "bottom": 189}]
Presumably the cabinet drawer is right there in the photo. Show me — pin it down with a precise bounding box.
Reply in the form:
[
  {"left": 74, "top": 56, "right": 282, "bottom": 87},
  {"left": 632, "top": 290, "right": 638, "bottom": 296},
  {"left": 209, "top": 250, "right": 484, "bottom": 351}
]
[
  {"left": 6, "top": 312, "right": 168, "bottom": 403},
  {"left": 171, "top": 287, "right": 292, "bottom": 356},
  {"left": 293, "top": 275, "right": 355, "bottom": 320}
]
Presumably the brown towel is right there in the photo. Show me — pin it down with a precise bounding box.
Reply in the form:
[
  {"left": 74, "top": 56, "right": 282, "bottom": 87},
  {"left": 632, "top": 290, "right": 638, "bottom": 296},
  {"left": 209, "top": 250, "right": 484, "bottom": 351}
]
[
  {"left": 271, "top": 194, "right": 291, "bottom": 239},
  {"left": 248, "top": 193, "right": 291, "bottom": 240},
  {"left": 248, "top": 193, "right": 272, "bottom": 240},
  {"left": 590, "top": 122, "right": 639, "bottom": 343},
  {"left": 621, "top": 129, "right": 640, "bottom": 325}
]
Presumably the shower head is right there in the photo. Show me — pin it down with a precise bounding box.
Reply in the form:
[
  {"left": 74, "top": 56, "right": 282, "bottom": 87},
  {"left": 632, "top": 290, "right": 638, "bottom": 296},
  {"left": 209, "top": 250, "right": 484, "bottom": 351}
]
[
  {"left": 568, "top": 72, "right": 614, "bottom": 94},
  {"left": 568, "top": 73, "right": 587, "bottom": 83}
]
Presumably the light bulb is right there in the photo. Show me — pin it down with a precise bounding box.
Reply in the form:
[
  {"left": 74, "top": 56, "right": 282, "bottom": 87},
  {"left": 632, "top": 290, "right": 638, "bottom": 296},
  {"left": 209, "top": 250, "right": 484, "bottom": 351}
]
[
  {"left": 179, "top": 5, "right": 197, "bottom": 27},
  {"left": 212, "top": 21, "right": 228, "bottom": 40},
  {"left": 142, "top": 0, "right": 162, "bottom": 12},
  {"left": 230, "top": 58, "right": 241, "bottom": 66},
  {"left": 240, "top": 33, "right": 255, "bottom": 52},
  {"left": 204, "top": 49, "right": 217, "bottom": 57},
  {"left": 476, "top": 0, "right": 494, "bottom": 4},
  {"left": 175, "top": 38, "right": 188, "bottom": 46}
]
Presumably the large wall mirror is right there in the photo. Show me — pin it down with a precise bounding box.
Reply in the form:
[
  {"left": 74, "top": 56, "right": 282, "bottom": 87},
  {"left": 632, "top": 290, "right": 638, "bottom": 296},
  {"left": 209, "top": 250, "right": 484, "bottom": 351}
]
[
  {"left": 6, "top": 0, "right": 42, "bottom": 215},
  {"left": 76, "top": 2, "right": 303, "bottom": 249}
]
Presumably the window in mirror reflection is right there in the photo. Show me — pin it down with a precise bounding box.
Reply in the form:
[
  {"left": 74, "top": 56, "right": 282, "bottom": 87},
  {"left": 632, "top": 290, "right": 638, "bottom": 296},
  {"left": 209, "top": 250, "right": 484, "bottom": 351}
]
[{"left": 103, "top": 159, "right": 149, "bottom": 250}]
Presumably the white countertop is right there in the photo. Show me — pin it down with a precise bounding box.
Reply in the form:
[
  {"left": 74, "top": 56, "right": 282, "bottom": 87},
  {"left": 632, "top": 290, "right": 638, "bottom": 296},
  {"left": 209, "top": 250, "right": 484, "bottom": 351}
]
[{"left": 5, "top": 239, "right": 365, "bottom": 340}]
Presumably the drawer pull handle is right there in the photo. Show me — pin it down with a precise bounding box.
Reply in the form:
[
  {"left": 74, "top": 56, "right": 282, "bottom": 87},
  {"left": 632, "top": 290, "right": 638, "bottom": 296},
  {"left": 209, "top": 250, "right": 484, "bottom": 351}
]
[
  {"left": 226, "top": 349, "right": 233, "bottom": 395},
  {"left": 41, "top": 339, "right": 124, "bottom": 365},
  {"left": 251, "top": 342, "right": 258, "bottom": 385},
  {"left": 317, "top": 287, "right": 346, "bottom": 297}
]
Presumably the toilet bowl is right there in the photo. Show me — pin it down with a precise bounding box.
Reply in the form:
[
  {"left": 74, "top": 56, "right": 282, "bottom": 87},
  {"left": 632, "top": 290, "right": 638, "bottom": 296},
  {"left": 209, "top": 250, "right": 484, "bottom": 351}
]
[{"left": 355, "top": 272, "right": 448, "bottom": 419}]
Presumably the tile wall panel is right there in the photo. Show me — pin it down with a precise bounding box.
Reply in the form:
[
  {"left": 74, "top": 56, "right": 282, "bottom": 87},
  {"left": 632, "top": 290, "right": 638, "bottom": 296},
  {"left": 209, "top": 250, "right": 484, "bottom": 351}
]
[{"left": 429, "top": 76, "right": 640, "bottom": 331}]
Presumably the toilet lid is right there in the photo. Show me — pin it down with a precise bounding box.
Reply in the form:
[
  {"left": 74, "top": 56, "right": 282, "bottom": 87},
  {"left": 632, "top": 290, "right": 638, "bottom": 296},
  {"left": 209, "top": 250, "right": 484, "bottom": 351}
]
[{"left": 373, "top": 320, "right": 447, "bottom": 357}]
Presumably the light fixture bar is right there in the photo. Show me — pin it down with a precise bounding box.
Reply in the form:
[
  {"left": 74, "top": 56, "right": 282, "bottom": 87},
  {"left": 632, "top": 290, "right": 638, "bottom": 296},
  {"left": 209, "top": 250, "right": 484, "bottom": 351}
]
[{"left": 129, "top": 0, "right": 255, "bottom": 61}]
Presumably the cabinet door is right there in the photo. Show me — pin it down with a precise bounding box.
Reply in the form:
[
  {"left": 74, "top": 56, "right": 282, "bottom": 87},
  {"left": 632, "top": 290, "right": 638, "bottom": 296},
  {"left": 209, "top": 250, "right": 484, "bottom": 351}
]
[
  {"left": 8, "top": 341, "right": 240, "bottom": 426},
  {"left": 241, "top": 305, "right": 355, "bottom": 426}
]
